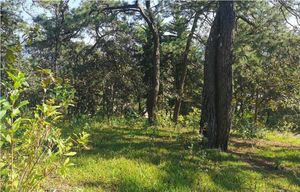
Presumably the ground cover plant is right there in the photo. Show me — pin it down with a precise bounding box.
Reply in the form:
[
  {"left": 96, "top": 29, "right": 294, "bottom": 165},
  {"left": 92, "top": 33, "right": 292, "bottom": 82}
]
[{"left": 48, "top": 117, "right": 299, "bottom": 192}]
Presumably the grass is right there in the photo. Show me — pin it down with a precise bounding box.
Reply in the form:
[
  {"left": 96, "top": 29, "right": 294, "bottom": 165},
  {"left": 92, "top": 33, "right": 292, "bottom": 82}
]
[{"left": 51, "top": 117, "right": 300, "bottom": 192}]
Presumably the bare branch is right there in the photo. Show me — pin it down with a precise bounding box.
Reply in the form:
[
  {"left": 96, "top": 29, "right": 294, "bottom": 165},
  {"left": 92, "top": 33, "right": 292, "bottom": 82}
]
[
  {"left": 278, "top": 0, "right": 300, "bottom": 27},
  {"left": 237, "top": 15, "right": 256, "bottom": 27}
]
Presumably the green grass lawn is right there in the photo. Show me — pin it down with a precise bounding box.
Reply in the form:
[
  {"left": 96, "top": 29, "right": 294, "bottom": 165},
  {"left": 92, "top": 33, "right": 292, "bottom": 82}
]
[{"left": 51, "top": 118, "right": 300, "bottom": 192}]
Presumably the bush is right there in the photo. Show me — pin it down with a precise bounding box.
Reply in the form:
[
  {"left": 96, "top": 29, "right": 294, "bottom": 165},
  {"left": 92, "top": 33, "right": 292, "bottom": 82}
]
[
  {"left": 275, "top": 116, "right": 299, "bottom": 132},
  {"left": 0, "top": 68, "right": 86, "bottom": 191},
  {"left": 232, "top": 114, "right": 266, "bottom": 139},
  {"left": 177, "top": 133, "right": 203, "bottom": 150},
  {"left": 184, "top": 107, "right": 201, "bottom": 130},
  {"left": 156, "top": 111, "right": 174, "bottom": 128}
]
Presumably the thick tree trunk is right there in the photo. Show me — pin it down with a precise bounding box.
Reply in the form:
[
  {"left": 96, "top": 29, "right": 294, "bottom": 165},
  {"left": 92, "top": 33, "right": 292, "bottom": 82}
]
[
  {"left": 200, "top": 1, "right": 235, "bottom": 151},
  {"left": 173, "top": 12, "right": 200, "bottom": 123}
]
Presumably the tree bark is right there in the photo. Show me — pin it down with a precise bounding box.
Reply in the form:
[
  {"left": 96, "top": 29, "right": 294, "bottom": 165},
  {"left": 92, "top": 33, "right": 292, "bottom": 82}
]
[
  {"left": 200, "top": 1, "right": 235, "bottom": 151},
  {"left": 145, "top": 15, "right": 160, "bottom": 123},
  {"left": 254, "top": 89, "right": 259, "bottom": 123},
  {"left": 173, "top": 12, "right": 200, "bottom": 123},
  {"left": 105, "top": 0, "right": 160, "bottom": 123}
]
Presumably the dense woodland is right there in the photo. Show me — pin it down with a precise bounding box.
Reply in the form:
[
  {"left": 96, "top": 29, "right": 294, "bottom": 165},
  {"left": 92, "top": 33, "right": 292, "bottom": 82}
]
[{"left": 1, "top": 0, "right": 300, "bottom": 191}]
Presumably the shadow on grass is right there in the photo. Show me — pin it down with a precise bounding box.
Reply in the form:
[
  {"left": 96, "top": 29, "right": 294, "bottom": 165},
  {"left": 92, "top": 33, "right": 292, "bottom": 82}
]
[
  {"left": 229, "top": 140, "right": 300, "bottom": 189},
  {"left": 70, "top": 124, "right": 300, "bottom": 191}
]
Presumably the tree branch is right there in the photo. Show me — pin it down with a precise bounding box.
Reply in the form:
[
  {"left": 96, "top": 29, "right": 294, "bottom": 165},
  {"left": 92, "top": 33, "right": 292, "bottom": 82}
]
[{"left": 237, "top": 15, "right": 256, "bottom": 27}]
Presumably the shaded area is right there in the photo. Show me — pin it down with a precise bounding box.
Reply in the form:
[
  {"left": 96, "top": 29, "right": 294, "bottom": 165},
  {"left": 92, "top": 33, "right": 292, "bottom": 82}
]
[{"left": 64, "top": 124, "right": 300, "bottom": 191}]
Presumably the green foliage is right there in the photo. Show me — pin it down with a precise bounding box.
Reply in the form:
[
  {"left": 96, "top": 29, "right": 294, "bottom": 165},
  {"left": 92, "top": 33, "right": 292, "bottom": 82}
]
[
  {"left": 182, "top": 107, "right": 201, "bottom": 130},
  {"left": 233, "top": 1, "right": 300, "bottom": 134},
  {"left": 55, "top": 116, "right": 300, "bottom": 191},
  {"left": 177, "top": 132, "right": 203, "bottom": 153},
  {"left": 232, "top": 113, "right": 266, "bottom": 139},
  {"left": 0, "top": 68, "right": 85, "bottom": 191},
  {"left": 156, "top": 111, "right": 174, "bottom": 128},
  {"left": 276, "top": 119, "right": 299, "bottom": 132},
  {"left": 155, "top": 108, "right": 200, "bottom": 131},
  {"left": 72, "top": 131, "right": 91, "bottom": 150},
  {"left": 1, "top": 1, "right": 299, "bottom": 191}
]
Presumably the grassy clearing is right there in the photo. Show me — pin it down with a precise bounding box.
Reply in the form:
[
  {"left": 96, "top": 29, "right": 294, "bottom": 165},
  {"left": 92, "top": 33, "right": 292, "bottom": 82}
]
[{"left": 53, "top": 118, "right": 300, "bottom": 192}]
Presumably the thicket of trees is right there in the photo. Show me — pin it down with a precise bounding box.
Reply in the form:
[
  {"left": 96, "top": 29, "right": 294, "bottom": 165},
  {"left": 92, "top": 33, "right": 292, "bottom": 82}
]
[{"left": 1, "top": 0, "right": 299, "bottom": 153}]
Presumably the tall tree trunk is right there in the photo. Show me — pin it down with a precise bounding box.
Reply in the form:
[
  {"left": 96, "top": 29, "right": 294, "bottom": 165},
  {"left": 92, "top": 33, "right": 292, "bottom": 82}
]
[
  {"left": 200, "top": 1, "right": 235, "bottom": 151},
  {"left": 146, "top": 26, "right": 160, "bottom": 123},
  {"left": 254, "top": 89, "right": 259, "bottom": 124},
  {"left": 105, "top": 1, "right": 160, "bottom": 123},
  {"left": 173, "top": 12, "right": 200, "bottom": 123},
  {"left": 139, "top": 1, "right": 160, "bottom": 124}
]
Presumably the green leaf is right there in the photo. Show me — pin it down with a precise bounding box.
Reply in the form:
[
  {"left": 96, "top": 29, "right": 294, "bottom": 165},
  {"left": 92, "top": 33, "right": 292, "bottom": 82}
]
[
  {"left": 18, "top": 100, "right": 29, "bottom": 109},
  {"left": 0, "top": 110, "right": 6, "bottom": 120},
  {"left": 12, "top": 108, "right": 20, "bottom": 118},
  {"left": 0, "top": 162, "right": 5, "bottom": 169},
  {"left": 5, "top": 135, "right": 11, "bottom": 143},
  {"left": 64, "top": 152, "right": 76, "bottom": 156},
  {"left": 2, "top": 100, "right": 11, "bottom": 109},
  {"left": 5, "top": 48, "right": 16, "bottom": 64},
  {"left": 7, "top": 71, "right": 17, "bottom": 81},
  {"left": 13, "top": 80, "right": 22, "bottom": 89},
  {"left": 23, "top": 81, "right": 29, "bottom": 87},
  {"left": 63, "top": 158, "right": 70, "bottom": 166}
]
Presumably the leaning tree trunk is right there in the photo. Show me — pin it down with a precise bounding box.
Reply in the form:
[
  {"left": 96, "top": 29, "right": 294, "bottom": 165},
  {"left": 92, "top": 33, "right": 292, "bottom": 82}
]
[
  {"left": 200, "top": 1, "right": 235, "bottom": 151},
  {"left": 140, "top": 2, "right": 160, "bottom": 124},
  {"left": 173, "top": 12, "right": 200, "bottom": 123},
  {"left": 104, "top": 0, "right": 160, "bottom": 124}
]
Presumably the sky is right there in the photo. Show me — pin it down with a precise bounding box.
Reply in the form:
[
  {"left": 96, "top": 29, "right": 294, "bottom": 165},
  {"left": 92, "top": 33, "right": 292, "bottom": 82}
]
[
  {"left": 19, "top": 0, "right": 82, "bottom": 24},
  {"left": 2, "top": 0, "right": 298, "bottom": 41},
  {"left": 15, "top": 0, "right": 299, "bottom": 28}
]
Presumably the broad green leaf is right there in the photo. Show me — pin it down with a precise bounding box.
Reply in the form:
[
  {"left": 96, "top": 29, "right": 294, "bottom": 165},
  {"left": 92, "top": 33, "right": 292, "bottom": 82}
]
[
  {"left": 0, "top": 110, "right": 6, "bottom": 120},
  {"left": 64, "top": 152, "right": 76, "bottom": 156},
  {"left": 5, "top": 135, "right": 11, "bottom": 143},
  {"left": 7, "top": 71, "right": 17, "bottom": 81},
  {"left": 13, "top": 80, "right": 22, "bottom": 89},
  {"left": 18, "top": 100, "right": 29, "bottom": 109},
  {"left": 63, "top": 158, "right": 70, "bottom": 166},
  {"left": 12, "top": 108, "right": 20, "bottom": 118},
  {"left": 0, "top": 162, "right": 5, "bottom": 169}
]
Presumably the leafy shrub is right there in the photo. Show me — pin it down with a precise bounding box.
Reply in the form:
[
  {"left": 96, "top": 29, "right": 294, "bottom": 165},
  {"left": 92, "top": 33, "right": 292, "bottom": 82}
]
[
  {"left": 177, "top": 132, "right": 203, "bottom": 151},
  {"left": 156, "top": 111, "right": 174, "bottom": 128},
  {"left": 232, "top": 113, "right": 266, "bottom": 139},
  {"left": 184, "top": 107, "right": 201, "bottom": 130},
  {"left": 275, "top": 116, "right": 299, "bottom": 132},
  {"left": 0, "top": 68, "right": 86, "bottom": 191}
]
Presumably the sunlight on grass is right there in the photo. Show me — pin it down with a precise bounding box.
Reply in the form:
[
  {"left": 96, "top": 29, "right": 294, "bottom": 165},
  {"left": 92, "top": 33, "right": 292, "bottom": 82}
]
[
  {"left": 67, "top": 156, "right": 164, "bottom": 192},
  {"left": 58, "top": 118, "right": 300, "bottom": 192},
  {"left": 264, "top": 131, "right": 300, "bottom": 145}
]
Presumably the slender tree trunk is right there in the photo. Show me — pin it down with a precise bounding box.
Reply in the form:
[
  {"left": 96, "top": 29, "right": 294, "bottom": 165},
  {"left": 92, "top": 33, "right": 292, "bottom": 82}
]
[
  {"left": 200, "top": 1, "right": 235, "bottom": 151},
  {"left": 173, "top": 12, "right": 200, "bottom": 123},
  {"left": 104, "top": 1, "right": 160, "bottom": 123},
  {"left": 254, "top": 89, "right": 259, "bottom": 123},
  {"left": 139, "top": 2, "right": 160, "bottom": 124},
  {"left": 146, "top": 27, "right": 160, "bottom": 123}
]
